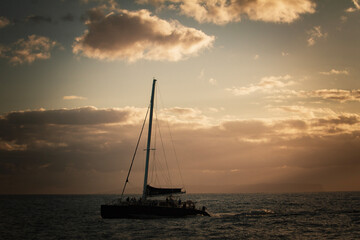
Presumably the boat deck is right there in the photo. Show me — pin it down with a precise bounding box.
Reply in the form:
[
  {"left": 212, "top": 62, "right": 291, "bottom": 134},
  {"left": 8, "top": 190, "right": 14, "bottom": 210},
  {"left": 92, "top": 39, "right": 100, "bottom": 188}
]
[{"left": 101, "top": 198, "right": 210, "bottom": 218}]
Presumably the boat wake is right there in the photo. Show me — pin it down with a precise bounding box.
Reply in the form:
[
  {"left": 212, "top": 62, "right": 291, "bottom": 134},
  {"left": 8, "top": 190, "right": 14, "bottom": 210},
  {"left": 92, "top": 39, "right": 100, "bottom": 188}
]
[{"left": 212, "top": 209, "right": 275, "bottom": 218}]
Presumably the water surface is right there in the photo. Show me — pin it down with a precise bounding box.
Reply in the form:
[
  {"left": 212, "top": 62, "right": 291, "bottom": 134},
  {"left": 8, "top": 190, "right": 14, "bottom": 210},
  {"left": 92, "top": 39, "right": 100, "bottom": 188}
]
[{"left": 1, "top": 192, "right": 359, "bottom": 239}]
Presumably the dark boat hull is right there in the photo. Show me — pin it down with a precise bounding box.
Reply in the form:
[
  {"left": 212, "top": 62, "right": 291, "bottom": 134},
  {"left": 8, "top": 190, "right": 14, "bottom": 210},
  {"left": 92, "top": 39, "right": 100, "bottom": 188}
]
[{"left": 101, "top": 204, "right": 210, "bottom": 218}]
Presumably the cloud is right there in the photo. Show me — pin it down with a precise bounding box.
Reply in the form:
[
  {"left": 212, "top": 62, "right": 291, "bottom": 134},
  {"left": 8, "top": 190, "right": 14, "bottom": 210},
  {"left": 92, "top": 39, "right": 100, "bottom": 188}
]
[
  {"left": 340, "top": 15, "right": 348, "bottom": 23},
  {"left": 225, "top": 73, "right": 359, "bottom": 105},
  {"left": 307, "top": 26, "right": 327, "bottom": 46},
  {"left": 345, "top": 0, "right": 360, "bottom": 12},
  {"left": 73, "top": 7, "right": 214, "bottom": 62},
  {"left": 226, "top": 75, "right": 294, "bottom": 95},
  {"left": 0, "top": 45, "right": 8, "bottom": 57},
  {"left": 0, "top": 35, "right": 58, "bottom": 65},
  {"left": 80, "top": 0, "right": 119, "bottom": 8},
  {"left": 1, "top": 107, "right": 360, "bottom": 193},
  {"left": 0, "top": 16, "right": 10, "bottom": 28},
  {"left": 208, "top": 78, "right": 217, "bottom": 85},
  {"left": 269, "top": 105, "right": 336, "bottom": 118},
  {"left": 63, "top": 95, "right": 87, "bottom": 100},
  {"left": 315, "top": 114, "right": 359, "bottom": 126},
  {"left": 159, "top": 107, "right": 214, "bottom": 126},
  {"left": 138, "top": 0, "right": 316, "bottom": 25},
  {"left": 25, "top": 15, "right": 52, "bottom": 23},
  {"left": 1, "top": 106, "right": 131, "bottom": 126},
  {"left": 198, "top": 69, "right": 205, "bottom": 79},
  {"left": 307, "top": 89, "right": 360, "bottom": 102},
  {"left": 319, "top": 69, "right": 349, "bottom": 75},
  {"left": 266, "top": 87, "right": 360, "bottom": 104}
]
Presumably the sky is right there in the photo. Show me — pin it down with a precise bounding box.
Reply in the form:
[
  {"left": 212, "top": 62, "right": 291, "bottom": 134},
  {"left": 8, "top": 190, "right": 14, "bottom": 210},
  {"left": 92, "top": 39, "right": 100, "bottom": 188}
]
[{"left": 0, "top": 0, "right": 360, "bottom": 194}]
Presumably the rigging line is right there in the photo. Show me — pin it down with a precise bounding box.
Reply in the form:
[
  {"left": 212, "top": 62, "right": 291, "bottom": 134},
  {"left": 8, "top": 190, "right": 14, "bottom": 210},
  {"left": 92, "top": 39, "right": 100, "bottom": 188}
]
[
  {"left": 149, "top": 97, "right": 157, "bottom": 186},
  {"left": 153, "top": 127, "right": 167, "bottom": 186},
  {"left": 155, "top": 122, "right": 167, "bottom": 185},
  {"left": 156, "top": 87, "right": 173, "bottom": 187},
  {"left": 152, "top": 90, "right": 169, "bottom": 187},
  {"left": 153, "top": 86, "right": 171, "bottom": 187},
  {"left": 165, "top": 117, "right": 185, "bottom": 188},
  {"left": 120, "top": 106, "right": 150, "bottom": 200},
  {"left": 149, "top": 145, "right": 155, "bottom": 185},
  {"left": 157, "top": 113, "right": 173, "bottom": 187},
  {"left": 153, "top": 100, "right": 161, "bottom": 186},
  {"left": 157, "top": 85, "right": 185, "bottom": 189},
  {"left": 149, "top": 97, "right": 156, "bottom": 185},
  {"left": 155, "top": 87, "right": 171, "bottom": 186}
]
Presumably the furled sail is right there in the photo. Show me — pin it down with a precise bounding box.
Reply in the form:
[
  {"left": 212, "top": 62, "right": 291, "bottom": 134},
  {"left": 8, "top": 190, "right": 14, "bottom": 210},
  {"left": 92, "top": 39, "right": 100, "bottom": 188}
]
[{"left": 146, "top": 185, "right": 185, "bottom": 197}]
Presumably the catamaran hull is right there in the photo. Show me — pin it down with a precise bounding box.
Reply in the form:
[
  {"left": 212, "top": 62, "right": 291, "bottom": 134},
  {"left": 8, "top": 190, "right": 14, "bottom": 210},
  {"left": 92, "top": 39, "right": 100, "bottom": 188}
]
[{"left": 101, "top": 205, "right": 210, "bottom": 218}]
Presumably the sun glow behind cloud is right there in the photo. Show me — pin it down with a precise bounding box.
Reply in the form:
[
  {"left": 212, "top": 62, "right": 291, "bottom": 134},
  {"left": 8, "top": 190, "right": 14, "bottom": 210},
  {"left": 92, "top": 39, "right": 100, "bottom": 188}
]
[{"left": 1, "top": 107, "right": 360, "bottom": 193}]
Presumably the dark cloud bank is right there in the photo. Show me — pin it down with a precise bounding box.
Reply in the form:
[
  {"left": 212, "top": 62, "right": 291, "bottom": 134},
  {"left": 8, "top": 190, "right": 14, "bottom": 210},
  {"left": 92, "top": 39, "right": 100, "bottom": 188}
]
[{"left": 0, "top": 107, "right": 359, "bottom": 194}]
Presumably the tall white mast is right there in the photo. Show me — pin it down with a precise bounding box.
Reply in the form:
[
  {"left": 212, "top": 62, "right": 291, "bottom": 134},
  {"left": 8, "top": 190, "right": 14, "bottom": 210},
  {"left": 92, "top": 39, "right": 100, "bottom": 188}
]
[{"left": 142, "top": 79, "right": 156, "bottom": 200}]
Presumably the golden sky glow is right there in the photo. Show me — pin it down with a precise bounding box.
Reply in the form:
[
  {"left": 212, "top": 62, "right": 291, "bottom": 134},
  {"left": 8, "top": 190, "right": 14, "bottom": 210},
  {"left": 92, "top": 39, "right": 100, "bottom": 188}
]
[{"left": 0, "top": 0, "right": 359, "bottom": 194}]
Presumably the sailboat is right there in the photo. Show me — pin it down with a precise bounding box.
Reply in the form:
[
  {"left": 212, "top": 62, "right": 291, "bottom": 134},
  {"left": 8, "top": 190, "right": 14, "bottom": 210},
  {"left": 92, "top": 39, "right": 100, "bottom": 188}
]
[{"left": 101, "top": 79, "right": 210, "bottom": 218}]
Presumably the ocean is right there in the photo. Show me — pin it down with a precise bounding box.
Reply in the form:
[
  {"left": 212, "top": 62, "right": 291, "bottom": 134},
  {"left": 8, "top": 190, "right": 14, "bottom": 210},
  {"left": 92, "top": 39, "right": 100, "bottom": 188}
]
[{"left": 1, "top": 192, "right": 359, "bottom": 239}]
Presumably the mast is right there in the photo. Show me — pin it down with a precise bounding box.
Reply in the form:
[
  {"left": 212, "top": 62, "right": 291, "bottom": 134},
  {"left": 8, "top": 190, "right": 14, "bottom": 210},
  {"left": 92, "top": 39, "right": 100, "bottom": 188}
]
[{"left": 142, "top": 79, "right": 156, "bottom": 200}]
